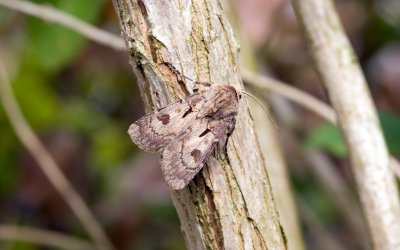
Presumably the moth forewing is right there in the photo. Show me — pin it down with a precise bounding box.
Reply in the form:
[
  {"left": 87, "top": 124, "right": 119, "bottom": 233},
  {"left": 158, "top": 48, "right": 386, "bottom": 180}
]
[
  {"left": 128, "top": 93, "right": 198, "bottom": 152},
  {"left": 128, "top": 84, "right": 241, "bottom": 189}
]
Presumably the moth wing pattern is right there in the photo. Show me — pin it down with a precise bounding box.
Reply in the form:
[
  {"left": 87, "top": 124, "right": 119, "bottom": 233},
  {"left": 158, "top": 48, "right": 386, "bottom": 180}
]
[
  {"left": 128, "top": 84, "right": 241, "bottom": 189},
  {"left": 128, "top": 92, "right": 203, "bottom": 152},
  {"left": 161, "top": 118, "right": 231, "bottom": 189}
]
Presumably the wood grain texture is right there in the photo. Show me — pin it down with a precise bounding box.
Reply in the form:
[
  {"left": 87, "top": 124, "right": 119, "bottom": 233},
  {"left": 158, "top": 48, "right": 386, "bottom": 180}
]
[{"left": 113, "top": 0, "right": 286, "bottom": 249}]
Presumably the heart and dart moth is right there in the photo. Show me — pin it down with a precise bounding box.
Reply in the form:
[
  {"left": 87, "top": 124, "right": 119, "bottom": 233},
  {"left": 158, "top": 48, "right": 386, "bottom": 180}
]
[{"left": 128, "top": 83, "right": 242, "bottom": 189}]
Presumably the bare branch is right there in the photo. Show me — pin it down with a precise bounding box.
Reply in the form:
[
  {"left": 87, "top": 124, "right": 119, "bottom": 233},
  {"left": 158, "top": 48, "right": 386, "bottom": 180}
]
[
  {"left": 0, "top": 225, "right": 94, "bottom": 250},
  {"left": 292, "top": 0, "right": 400, "bottom": 248},
  {"left": 242, "top": 69, "right": 336, "bottom": 123},
  {"left": 0, "top": 55, "right": 114, "bottom": 250},
  {"left": 0, "top": 0, "right": 125, "bottom": 51}
]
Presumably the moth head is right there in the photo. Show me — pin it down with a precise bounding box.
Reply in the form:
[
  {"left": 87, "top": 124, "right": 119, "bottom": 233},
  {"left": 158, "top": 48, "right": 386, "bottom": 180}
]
[
  {"left": 221, "top": 85, "right": 240, "bottom": 100},
  {"left": 229, "top": 85, "right": 242, "bottom": 102}
]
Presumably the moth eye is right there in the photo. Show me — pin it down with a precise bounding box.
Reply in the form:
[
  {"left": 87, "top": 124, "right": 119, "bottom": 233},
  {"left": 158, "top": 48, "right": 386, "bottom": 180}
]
[{"left": 239, "top": 94, "right": 242, "bottom": 99}]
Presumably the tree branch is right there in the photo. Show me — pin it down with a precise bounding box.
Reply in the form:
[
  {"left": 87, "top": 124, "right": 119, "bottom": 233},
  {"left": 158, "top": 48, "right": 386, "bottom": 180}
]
[
  {"left": 0, "top": 0, "right": 125, "bottom": 51},
  {"left": 112, "top": 0, "right": 286, "bottom": 249},
  {"left": 292, "top": 0, "right": 400, "bottom": 248}
]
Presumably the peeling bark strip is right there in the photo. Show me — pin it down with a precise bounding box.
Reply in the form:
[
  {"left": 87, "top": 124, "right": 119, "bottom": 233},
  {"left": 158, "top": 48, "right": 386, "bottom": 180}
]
[
  {"left": 112, "top": 0, "right": 286, "bottom": 249},
  {"left": 292, "top": 0, "right": 400, "bottom": 249}
]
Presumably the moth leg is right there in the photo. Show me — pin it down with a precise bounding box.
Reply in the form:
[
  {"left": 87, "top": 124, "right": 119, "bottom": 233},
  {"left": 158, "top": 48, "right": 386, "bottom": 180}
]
[
  {"left": 226, "top": 117, "right": 236, "bottom": 137},
  {"left": 207, "top": 120, "right": 228, "bottom": 141},
  {"left": 218, "top": 117, "right": 234, "bottom": 151}
]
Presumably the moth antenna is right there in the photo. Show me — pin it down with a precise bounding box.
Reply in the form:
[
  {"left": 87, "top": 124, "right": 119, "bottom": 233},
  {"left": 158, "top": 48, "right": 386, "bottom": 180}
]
[
  {"left": 242, "top": 91, "right": 280, "bottom": 131},
  {"left": 181, "top": 74, "right": 194, "bottom": 82}
]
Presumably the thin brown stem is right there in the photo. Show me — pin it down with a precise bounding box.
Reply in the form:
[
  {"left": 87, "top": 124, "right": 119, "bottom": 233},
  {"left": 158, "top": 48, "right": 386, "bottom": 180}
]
[{"left": 0, "top": 0, "right": 125, "bottom": 51}]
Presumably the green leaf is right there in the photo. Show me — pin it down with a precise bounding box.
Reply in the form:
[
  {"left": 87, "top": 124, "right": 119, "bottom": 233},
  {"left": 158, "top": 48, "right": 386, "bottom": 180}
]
[
  {"left": 56, "top": 99, "right": 131, "bottom": 173},
  {"left": 90, "top": 125, "right": 131, "bottom": 172},
  {"left": 379, "top": 111, "right": 400, "bottom": 156},
  {"left": 56, "top": 99, "right": 108, "bottom": 133},
  {"left": 6, "top": 241, "right": 38, "bottom": 250},
  {"left": 12, "top": 65, "right": 60, "bottom": 129},
  {"left": 27, "top": 0, "right": 104, "bottom": 71},
  {"left": 305, "top": 123, "right": 347, "bottom": 157},
  {"left": 293, "top": 177, "right": 338, "bottom": 225}
]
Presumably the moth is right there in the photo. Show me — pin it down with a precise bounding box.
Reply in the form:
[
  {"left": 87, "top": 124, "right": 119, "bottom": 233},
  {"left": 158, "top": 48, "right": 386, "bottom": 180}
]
[{"left": 128, "top": 83, "right": 241, "bottom": 189}]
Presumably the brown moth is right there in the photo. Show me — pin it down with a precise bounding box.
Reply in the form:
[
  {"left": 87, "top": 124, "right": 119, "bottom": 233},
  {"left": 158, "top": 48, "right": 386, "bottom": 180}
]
[{"left": 128, "top": 84, "right": 241, "bottom": 189}]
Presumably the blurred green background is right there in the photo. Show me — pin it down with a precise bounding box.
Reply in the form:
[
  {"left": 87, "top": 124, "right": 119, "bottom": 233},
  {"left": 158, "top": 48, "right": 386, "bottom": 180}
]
[{"left": 0, "top": 0, "right": 399, "bottom": 249}]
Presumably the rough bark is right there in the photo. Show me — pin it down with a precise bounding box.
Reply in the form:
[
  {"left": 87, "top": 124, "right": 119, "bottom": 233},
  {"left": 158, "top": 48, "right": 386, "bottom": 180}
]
[
  {"left": 227, "top": 5, "right": 304, "bottom": 247},
  {"left": 112, "top": 0, "right": 286, "bottom": 249},
  {"left": 292, "top": 0, "right": 400, "bottom": 249}
]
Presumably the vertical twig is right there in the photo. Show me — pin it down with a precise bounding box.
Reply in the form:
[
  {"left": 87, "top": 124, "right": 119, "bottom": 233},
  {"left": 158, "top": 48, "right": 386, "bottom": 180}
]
[{"left": 292, "top": 0, "right": 400, "bottom": 249}]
